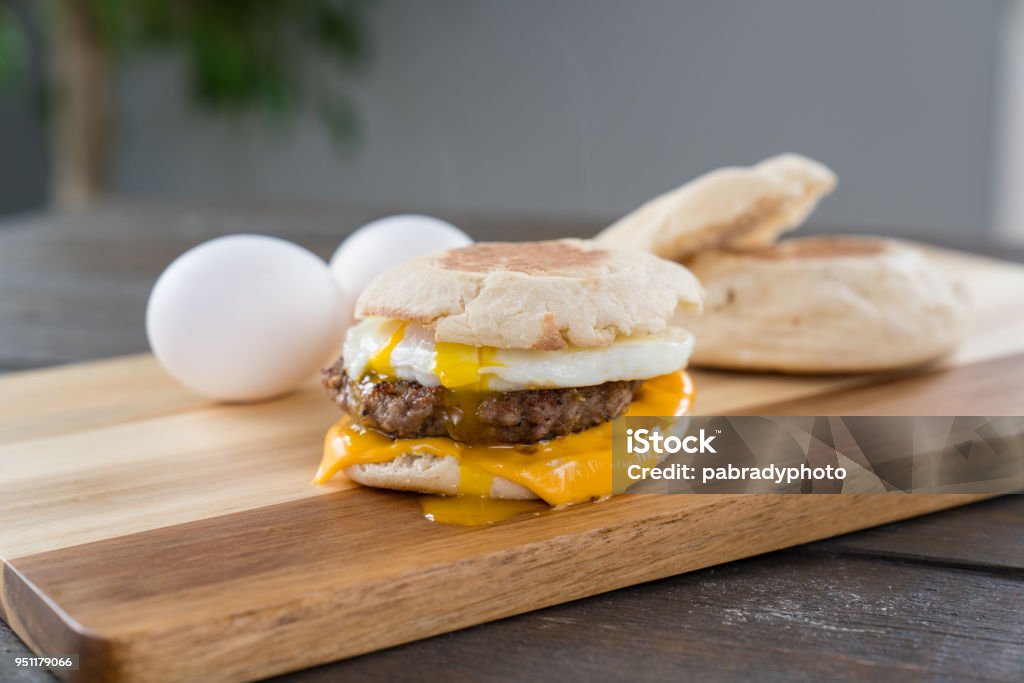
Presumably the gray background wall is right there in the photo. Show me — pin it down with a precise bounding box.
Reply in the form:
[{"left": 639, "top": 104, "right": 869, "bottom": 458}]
[
  {"left": 1, "top": 0, "right": 1009, "bottom": 240},
  {"left": 0, "top": 69, "right": 47, "bottom": 215}
]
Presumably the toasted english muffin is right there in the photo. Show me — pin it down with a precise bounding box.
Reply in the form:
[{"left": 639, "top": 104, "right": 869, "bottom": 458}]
[
  {"left": 355, "top": 238, "right": 703, "bottom": 351},
  {"left": 597, "top": 153, "right": 836, "bottom": 261},
  {"left": 346, "top": 454, "right": 538, "bottom": 500},
  {"left": 677, "top": 236, "right": 971, "bottom": 373}
]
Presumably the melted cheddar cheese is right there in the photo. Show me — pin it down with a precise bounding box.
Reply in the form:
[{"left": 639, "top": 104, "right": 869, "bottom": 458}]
[{"left": 314, "top": 371, "right": 695, "bottom": 507}]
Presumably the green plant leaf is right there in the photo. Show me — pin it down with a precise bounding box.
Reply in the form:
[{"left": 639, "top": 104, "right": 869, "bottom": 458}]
[
  {"left": 92, "top": 0, "right": 138, "bottom": 56},
  {"left": 313, "top": 1, "right": 372, "bottom": 65},
  {"left": 0, "top": 5, "right": 27, "bottom": 89},
  {"left": 27, "top": 0, "right": 374, "bottom": 144}
]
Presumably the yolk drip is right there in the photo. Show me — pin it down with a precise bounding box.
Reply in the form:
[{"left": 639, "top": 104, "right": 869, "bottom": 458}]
[
  {"left": 366, "top": 323, "right": 504, "bottom": 391},
  {"left": 366, "top": 321, "right": 407, "bottom": 377},
  {"left": 434, "top": 342, "right": 503, "bottom": 390},
  {"left": 457, "top": 463, "right": 495, "bottom": 497},
  {"left": 419, "top": 497, "right": 548, "bottom": 526},
  {"left": 314, "top": 371, "right": 695, "bottom": 508}
]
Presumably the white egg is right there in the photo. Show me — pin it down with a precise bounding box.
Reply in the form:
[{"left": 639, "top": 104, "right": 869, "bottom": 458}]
[
  {"left": 329, "top": 214, "right": 472, "bottom": 318},
  {"left": 146, "top": 235, "right": 348, "bottom": 402}
]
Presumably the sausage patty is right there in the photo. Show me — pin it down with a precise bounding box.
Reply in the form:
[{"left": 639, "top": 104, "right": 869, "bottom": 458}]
[{"left": 322, "top": 359, "right": 642, "bottom": 443}]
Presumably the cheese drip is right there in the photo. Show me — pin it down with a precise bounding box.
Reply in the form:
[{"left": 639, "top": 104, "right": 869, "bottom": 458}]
[{"left": 314, "top": 371, "right": 694, "bottom": 506}]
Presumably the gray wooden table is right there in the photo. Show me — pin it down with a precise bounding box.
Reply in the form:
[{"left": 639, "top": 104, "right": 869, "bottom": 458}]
[{"left": 2, "top": 205, "right": 1022, "bottom": 682}]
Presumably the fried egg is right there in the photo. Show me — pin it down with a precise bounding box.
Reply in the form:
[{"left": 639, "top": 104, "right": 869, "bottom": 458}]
[{"left": 343, "top": 317, "right": 694, "bottom": 391}]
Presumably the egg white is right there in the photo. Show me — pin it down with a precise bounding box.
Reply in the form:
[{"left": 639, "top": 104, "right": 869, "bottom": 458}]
[{"left": 343, "top": 318, "right": 694, "bottom": 391}]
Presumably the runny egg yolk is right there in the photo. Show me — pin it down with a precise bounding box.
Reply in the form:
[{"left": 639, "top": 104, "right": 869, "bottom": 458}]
[
  {"left": 434, "top": 342, "right": 503, "bottom": 390},
  {"left": 367, "top": 322, "right": 503, "bottom": 390},
  {"left": 366, "top": 321, "right": 407, "bottom": 377},
  {"left": 314, "top": 371, "right": 695, "bottom": 519}
]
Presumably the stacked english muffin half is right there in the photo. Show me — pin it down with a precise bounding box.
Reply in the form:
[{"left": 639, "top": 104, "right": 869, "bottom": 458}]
[{"left": 598, "top": 154, "right": 970, "bottom": 373}]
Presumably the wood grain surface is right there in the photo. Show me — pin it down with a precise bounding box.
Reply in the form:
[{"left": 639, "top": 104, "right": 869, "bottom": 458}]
[
  {"left": 269, "top": 538, "right": 1024, "bottom": 683},
  {"left": 1, "top": 208, "right": 1023, "bottom": 682}
]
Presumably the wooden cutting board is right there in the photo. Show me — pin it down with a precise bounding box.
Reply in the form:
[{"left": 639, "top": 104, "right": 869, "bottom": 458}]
[{"left": 1, "top": 248, "right": 1023, "bottom": 683}]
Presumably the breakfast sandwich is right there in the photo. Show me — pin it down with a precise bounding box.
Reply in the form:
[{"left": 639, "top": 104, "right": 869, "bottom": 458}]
[{"left": 314, "top": 239, "right": 703, "bottom": 505}]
